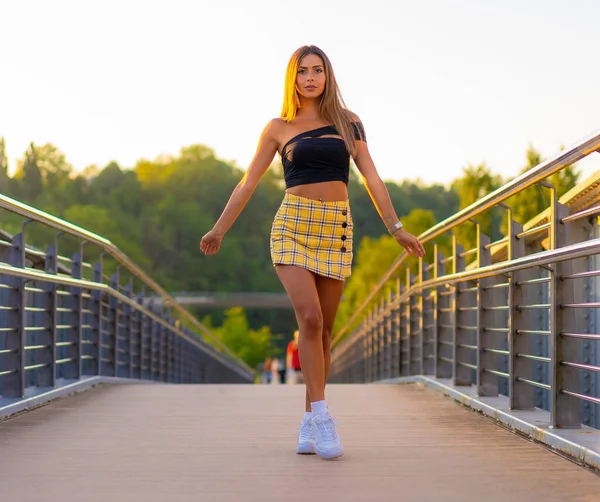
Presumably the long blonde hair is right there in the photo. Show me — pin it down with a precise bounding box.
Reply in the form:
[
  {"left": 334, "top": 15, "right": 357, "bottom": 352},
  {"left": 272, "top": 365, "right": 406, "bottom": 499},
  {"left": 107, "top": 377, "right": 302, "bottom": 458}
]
[{"left": 281, "top": 45, "right": 361, "bottom": 157}]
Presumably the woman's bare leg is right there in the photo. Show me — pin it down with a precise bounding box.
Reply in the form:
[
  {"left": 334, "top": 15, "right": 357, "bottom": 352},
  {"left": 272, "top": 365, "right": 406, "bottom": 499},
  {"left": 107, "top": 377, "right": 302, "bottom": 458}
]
[
  {"left": 316, "top": 274, "right": 345, "bottom": 383},
  {"left": 276, "top": 265, "right": 325, "bottom": 406},
  {"left": 304, "top": 274, "right": 345, "bottom": 409}
]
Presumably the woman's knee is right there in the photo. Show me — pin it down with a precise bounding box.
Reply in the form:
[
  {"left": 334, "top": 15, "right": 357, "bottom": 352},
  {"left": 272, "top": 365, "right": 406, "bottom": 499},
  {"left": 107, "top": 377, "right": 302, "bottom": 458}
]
[{"left": 298, "top": 309, "right": 323, "bottom": 337}]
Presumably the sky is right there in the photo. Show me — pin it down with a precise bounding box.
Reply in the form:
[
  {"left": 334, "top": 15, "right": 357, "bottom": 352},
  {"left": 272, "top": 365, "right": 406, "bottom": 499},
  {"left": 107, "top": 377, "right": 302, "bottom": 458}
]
[{"left": 2, "top": 0, "right": 600, "bottom": 186}]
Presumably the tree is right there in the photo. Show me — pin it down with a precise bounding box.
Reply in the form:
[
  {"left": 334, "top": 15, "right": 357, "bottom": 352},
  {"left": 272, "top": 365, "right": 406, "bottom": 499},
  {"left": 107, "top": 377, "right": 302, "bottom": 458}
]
[
  {"left": 203, "top": 307, "right": 279, "bottom": 368},
  {"left": 14, "top": 142, "right": 43, "bottom": 203},
  {"left": 506, "top": 145, "right": 580, "bottom": 228},
  {"left": 35, "top": 143, "right": 73, "bottom": 186},
  {"left": 451, "top": 162, "right": 502, "bottom": 254}
]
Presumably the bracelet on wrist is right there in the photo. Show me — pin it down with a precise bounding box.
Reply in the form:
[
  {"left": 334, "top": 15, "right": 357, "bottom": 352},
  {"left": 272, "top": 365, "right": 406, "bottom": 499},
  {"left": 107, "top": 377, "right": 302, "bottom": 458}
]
[{"left": 389, "top": 221, "right": 403, "bottom": 234}]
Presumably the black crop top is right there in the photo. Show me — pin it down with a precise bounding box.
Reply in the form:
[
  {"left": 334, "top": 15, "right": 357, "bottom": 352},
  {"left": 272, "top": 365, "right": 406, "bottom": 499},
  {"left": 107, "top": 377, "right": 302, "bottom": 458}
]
[{"left": 280, "top": 122, "right": 366, "bottom": 189}]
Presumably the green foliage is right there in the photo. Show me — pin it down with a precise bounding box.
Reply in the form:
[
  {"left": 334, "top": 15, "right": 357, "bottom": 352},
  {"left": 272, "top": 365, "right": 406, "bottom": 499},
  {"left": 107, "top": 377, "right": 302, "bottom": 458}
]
[
  {"left": 451, "top": 162, "right": 503, "bottom": 253},
  {"left": 203, "top": 307, "right": 280, "bottom": 368},
  {"left": 504, "top": 145, "right": 580, "bottom": 230},
  {"left": 14, "top": 143, "right": 43, "bottom": 203}
]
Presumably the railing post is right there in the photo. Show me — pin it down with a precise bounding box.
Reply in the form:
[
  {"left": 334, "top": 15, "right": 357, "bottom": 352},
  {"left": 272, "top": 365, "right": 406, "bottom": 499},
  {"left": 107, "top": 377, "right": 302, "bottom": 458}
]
[
  {"left": 63, "top": 245, "right": 83, "bottom": 380},
  {"left": 176, "top": 325, "right": 184, "bottom": 384},
  {"left": 398, "top": 279, "right": 410, "bottom": 376},
  {"left": 169, "top": 318, "right": 176, "bottom": 382},
  {"left": 0, "top": 231, "right": 27, "bottom": 397},
  {"left": 371, "top": 306, "right": 378, "bottom": 382},
  {"left": 421, "top": 257, "right": 435, "bottom": 375},
  {"left": 149, "top": 300, "right": 160, "bottom": 381},
  {"left": 405, "top": 268, "right": 414, "bottom": 375},
  {"left": 417, "top": 257, "right": 425, "bottom": 375},
  {"left": 391, "top": 277, "right": 401, "bottom": 378},
  {"left": 91, "top": 257, "right": 103, "bottom": 376},
  {"left": 551, "top": 203, "right": 580, "bottom": 427},
  {"left": 122, "top": 280, "right": 133, "bottom": 379},
  {"left": 108, "top": 269, "right": 120, "bottom": 377},
  {"left": 359, "top": 314, "right": 365, "bottom": 383},
  {"left": 385, "top": 288, "right": 393, "bottom": 380},
  {"left": 161, "top": 310, "right": 170, "bottom": 382},
  {"left": 509, "top": 219, "right": 536, "bottom": 410},
  {"left": 135, "top": 291, "right": 144, "bottom": 381},
  {"left": 433, "top": 246, "right": 451, "bottom": 378},
  {"left": 452, "top": 235, "right": 471, "bottom": 385},
  {"left": 137, "top": 289, "right": 146, "bottom": 380},
  {"left": 372, "top": 301, "right": 378, "bottom": 381},
  {"left": 40, "top": 236, "right": 58, "bottom": 388},
  {"left": 165, "top": 312, "right": 172, "bottom": 382},
  {"left": 588, "top": 217, "right": 600, "bottom": 428},
  {"left": 477, "top": 227, "right": 499, "bottom": 396}
]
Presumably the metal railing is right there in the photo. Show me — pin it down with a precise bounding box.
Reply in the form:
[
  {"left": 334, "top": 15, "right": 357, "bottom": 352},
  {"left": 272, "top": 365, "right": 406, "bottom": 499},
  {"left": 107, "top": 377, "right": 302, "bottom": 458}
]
[
  {"left": 0, "top": 196, "right": 254, "bottom": 400},
  {"left": 330, "top": 129, "right": 600, "bottom": 429}
]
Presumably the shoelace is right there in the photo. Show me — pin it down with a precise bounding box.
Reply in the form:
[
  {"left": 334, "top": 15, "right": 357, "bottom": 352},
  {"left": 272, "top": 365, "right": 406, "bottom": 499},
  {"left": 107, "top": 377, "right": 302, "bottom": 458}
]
[
  {"left": 299, "top": 419, "right": 313, "bottom": 441},
  {"left": 313, "top": 413, "right": 340, "bottom": 443}
]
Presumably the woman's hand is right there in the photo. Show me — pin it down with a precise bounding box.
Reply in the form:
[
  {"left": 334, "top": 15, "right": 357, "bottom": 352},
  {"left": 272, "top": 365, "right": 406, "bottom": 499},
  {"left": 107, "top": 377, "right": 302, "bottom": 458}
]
[
  {"left": 200, "top": 229, "right": 223, "bottom": 256},
  {"left": 393, "top": 228, "right": 426, "bottom": 258}
]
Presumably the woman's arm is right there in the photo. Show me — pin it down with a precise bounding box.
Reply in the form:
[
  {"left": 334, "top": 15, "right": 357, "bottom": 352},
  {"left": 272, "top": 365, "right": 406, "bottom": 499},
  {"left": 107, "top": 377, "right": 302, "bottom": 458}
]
[
  {"left": 351, "top": 114, "right": 426, "bottom": 257},
  {"left": 213, "top": 120, "right": 280, "bottom": 236},
  {"left": 200, "top": 119, "right": 280, "bottom": 255}
]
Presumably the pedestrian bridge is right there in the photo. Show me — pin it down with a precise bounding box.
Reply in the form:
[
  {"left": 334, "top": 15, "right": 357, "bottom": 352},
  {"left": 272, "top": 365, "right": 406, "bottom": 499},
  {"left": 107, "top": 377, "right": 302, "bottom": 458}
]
[{"left": 2, "top": 131, "right": 600, "bottom": 500}]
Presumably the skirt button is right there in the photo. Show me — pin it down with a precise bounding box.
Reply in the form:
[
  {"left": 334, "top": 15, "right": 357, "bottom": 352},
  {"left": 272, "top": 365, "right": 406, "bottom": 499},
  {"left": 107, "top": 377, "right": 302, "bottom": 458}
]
[
  {"left": 341, "top": 246, "right": 347, "bottom": 253},
  {"left": 341, "top": 210, "right": 347, "bottom": 216},
  {"left": 341, "top": 222, "right": 347, "bottom": 228},
  {"left": 341, "top": 235, "right": 347, "bottom": 241}
]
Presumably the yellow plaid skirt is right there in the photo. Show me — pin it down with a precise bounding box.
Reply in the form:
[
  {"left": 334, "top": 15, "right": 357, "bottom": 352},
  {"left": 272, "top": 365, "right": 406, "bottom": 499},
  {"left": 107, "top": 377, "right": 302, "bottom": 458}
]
[{"left": 270, "top": 193, "right": 353, "bottom": 280}]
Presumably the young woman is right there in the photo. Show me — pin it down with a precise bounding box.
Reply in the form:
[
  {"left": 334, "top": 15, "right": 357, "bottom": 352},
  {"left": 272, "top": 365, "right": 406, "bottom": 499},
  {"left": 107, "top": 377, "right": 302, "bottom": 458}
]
[{"left": 200, "top": 45, "right": 425, "bottom": 460}]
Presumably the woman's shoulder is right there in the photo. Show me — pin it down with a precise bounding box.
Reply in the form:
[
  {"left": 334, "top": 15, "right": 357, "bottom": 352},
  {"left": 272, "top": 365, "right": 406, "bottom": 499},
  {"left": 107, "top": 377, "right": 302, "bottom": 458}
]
[
  {"left": 345, "top": 110, "right": 366, "bottom": 142},
  {"left": 265, "top": 118, "right": 287, "bottom": 132},
  {"left": 261, "top": 118, "right": 288, "bottom": 142}
]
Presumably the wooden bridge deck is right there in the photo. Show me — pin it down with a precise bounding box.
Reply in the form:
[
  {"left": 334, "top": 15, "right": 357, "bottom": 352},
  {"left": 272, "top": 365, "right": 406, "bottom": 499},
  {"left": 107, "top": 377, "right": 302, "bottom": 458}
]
[{"left": 0, "top": 383, "right": 599, "bottom": 501}]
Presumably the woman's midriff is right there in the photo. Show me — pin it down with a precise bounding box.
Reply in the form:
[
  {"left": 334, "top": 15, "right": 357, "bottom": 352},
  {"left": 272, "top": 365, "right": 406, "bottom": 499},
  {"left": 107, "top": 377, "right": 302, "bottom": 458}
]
[{"left": 285, "top": 180, "right": 348, "bottom": 202}]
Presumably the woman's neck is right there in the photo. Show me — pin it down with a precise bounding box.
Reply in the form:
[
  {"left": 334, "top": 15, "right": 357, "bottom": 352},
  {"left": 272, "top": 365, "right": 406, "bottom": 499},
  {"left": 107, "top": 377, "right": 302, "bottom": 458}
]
[{"left": 296, "top": 98, "right": 321, "bottom": 121}]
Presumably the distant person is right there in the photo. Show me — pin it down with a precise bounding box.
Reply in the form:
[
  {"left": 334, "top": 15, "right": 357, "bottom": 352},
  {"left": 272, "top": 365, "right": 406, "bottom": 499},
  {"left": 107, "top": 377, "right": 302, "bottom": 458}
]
[
  {"left": 278, "top": 357, "right": 287, "bottom": 384},
  {"left": 263, "top": 356, "right": 272, "bottom": 384},
  {"left": 286, "top": 330, "right": 303, "bottom": 384},
  {"left": 200, "top": 45, "right": 425, "bottom": 459},
  {"left": 271, "top": 357, "right": 282, "bottom": 385}
]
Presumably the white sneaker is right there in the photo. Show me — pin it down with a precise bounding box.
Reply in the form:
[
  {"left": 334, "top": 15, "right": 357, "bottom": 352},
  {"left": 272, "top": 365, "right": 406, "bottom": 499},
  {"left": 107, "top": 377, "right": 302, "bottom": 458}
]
[
  {"left": 296, "top": 417, "right": 315, "bottom": 454},
  {"left": 312, "top": 411, "right": 343, "bottom": 459}
]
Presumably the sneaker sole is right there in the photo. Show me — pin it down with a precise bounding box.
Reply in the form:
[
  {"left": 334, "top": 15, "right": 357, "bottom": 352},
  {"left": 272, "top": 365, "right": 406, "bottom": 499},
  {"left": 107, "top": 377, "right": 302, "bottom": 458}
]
[
  {"left": 296, "top": 441, "right": 316, "bottom": 455},
  {"left": 315, "top": 444, "right": 344, "bottom": 460}
]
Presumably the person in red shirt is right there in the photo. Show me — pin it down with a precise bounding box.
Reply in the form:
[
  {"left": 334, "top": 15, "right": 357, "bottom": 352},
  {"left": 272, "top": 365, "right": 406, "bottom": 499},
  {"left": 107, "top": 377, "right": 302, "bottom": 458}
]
[{"left": 286, "top": 330, "right": 303, "bottom": 384}]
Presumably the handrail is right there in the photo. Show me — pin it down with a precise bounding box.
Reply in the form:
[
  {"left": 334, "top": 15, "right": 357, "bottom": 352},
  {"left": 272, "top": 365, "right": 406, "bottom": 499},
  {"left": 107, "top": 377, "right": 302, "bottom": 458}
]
[
  {"left": 0, "top": 193, "right": 254, "bottom": 375},
  {"left": 334, "top": 236, "right": 600, "bottom": 358},
  {"left": 0, "top": 261, "right": 253, "bottom": 380},
  {"left": 332, "top": 129, "right": 600, "bottom": 347}
]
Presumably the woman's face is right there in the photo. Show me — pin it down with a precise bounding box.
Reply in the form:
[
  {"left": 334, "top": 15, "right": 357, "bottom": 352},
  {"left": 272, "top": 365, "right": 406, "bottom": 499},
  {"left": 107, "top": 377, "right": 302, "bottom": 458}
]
[{"left": 296, "top": 53, "right": 326, "bottom": 99}]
